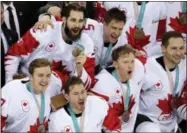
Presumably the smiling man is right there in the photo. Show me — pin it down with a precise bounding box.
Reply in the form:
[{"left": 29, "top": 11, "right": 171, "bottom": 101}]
[
  {"left": 48, "top": 76, "right": 109, "bottom": 132},
  {"left": 1, "top": 58, "right": 52, "bottom": 132},
  {"left": 135, "top": 31, "right": 186, "bottom": 132},
  {"left": 5, "top": 4, "right": 95, "bottom": 90}
]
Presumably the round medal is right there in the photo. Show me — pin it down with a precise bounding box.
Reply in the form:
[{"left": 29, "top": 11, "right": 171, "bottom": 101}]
[
  {"left": 38, "top": 124, "right": 46, "bottom": 133},
  {"left": 134, "top": 28, "right": 145, "bottom": 39},
  {"left": 122, "top": 111, "right": 130, "bottom": 122},
  {"left": 179, "top": 13, "right": 187, "bottom": 25}
]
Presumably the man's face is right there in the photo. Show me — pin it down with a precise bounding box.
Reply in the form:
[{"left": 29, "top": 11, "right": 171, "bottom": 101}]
[
  {"left": 104, "top": 19, "right": 125, "bottom": 44},
  {"left": 30, "top": 66, "right": 52, "bottom": 93},
  {"left": 65, "top": 84, "right": 87, "bottom": 112},
  {"left": 1, "top": 6, "right": 4, "bottom": 24},
  {"left": 162, "top": 37, "right": 185, "bottom": 65},
  {"left": 64, "top": 10, "right": 85, "bottom": 41},
  {"left": 114, "top": 53, "right": 135, "bottom": 80}
]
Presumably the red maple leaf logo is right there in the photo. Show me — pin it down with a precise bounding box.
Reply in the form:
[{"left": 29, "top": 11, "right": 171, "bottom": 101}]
[
  {"left": 157, "top": 94, "right": 173, "bottom": 115},
  {"left": 23, "top": 102, "right": 27, "bottom": 106},
  {"left": 49, "top": 44, "right": 54, "bottom": 48},
  {"left": 28, "top": 117, "right": 48, "bottom": 133},
  {"left": 66, "top": 128, "right": 70, "bottom": 132},
  {"left": 52, "top": 60, "right": 71, "bottom": 91}
]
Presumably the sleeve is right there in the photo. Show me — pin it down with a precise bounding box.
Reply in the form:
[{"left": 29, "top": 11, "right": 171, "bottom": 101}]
[
  {"left": 74, "top": 35, "right": 96, "bottom": 90},
  {"left": 1, "top": 84, "right": 11, "bottom": 132},
  {"left": 48, "top": 113, "right": 61, "bottom": 132},
  {"left": 5, "top": 29, "right": 39, "bottom": 82},
  {"left": 177, "top": 83, "right": 187, "bottom": 120}
]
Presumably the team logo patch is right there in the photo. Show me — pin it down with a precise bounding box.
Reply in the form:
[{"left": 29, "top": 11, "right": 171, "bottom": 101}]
[
  {"left": 45, "top": 42, "right": 55, "bottom": 52},
  {"left": 153, "top": 80, "right": 163, "bottom": 91},
  {"left": 115, "top": 88, "right": 122, "bottom": 98},
  {"left": 64, "top": 125, "right": 72, "bottom": 132},
  {"left": 21, "top": 100, "right": 30, "bottom": 112}
]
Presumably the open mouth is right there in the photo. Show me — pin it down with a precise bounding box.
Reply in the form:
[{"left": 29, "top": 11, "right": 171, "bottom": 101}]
[
  {"left": 72, "top": 29, "right": 80, "bottom": 34},
  {"left": 78, "top": 101, "right": 85, "bottom": 106},
  {"left": 40, "top": 83, "right": 47, "bottom": 87},
  {"left": 111, "top": 34, "right": 118, "bottom": 40},
  {"left": 128, "top": 70, "right": 132, "bottom": 75}
]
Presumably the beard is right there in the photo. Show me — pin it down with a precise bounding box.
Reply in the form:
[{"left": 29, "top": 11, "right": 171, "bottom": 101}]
[{"left": 64, "top": 22, "right": 83, "bottom": 41}]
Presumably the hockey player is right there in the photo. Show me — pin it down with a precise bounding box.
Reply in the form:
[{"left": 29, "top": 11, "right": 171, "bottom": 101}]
[
  {"left": 36, "top": 7, "right": 127, "bottom": 73},
  {"left": 91, "top": 2, "right": 167, "bottom": 57},
  {"left": 5, "top": 4, "right": 95, "bottom": 90},
  {"left": 90, "top": 45, "right": 145, "bottom": 132},
  {"left": 135, "top": 31, "right": 186, "bottom": 132},
  {"left": 1, "top": 58, "right": 52, "bottom": 132},
  {"left": 48, "top": 76, "right": 109, "bottom": 132}
]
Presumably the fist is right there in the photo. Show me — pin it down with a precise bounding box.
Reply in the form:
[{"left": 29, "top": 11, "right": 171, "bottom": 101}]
[{"left": 74, "top": 52, "right": 87, "bottom": 66}]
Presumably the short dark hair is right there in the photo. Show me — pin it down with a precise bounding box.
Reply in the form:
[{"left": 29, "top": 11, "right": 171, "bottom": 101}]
[
  {"left": 29, "top": 58, "right": 51, "bottom": 75},
  {"left": 162, "top": 31, "right": 184, "bottom": 47},
  {"left": 112, "top": 45, "right": 135, "bottom": 61},
  {"left": 63, "top": 4, "right": 86, "bottom": 19},
  {"left": 104, "top": 8, "right": 126, "bottom": 24},
  {"left": 64, "top": 76, "right": 84, "bottom": 94}
]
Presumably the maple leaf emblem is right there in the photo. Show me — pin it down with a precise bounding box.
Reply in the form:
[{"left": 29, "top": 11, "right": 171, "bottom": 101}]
[
  {"left": 157, "top": 94, "right": 173, "bottom": 115},
  {"left": 28, "top": 117, "right": 48, "bottom": 133}
]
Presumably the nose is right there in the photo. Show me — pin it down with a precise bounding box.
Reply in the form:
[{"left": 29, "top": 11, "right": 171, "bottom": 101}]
[{"left": 79, "top": 93, "right": 84, "bottom": 100}]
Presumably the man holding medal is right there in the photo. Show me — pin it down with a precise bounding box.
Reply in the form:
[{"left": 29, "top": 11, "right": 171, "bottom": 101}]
[
  {"left": 48, "top": 76, "right": 109, "bottom": 132},
  {"left": 90, "top": 45, "right": 145, "bottom": 132},
  {"left": 5, "top": 4, "right": 95, "bottom": 90},
  {"left": 1, "top": 58, "right": 52, "bottom": 132},
  {"left": 135, "top": 31, "right": 186, "bottom": 132}
]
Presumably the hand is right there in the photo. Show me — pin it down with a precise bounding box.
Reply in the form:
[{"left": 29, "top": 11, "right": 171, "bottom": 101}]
[
  {"left": 33, "top": 15, "right": 54, "bottom": 32},
  {"left": 74, "top": 52, "right": 87, "bottom": 76},
  {"left": 47, "top": 6, "right": 62, "bottom": 17}
]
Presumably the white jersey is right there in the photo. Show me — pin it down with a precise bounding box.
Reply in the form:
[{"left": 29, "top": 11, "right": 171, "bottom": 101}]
[
  {"left": 5, "top": 22, "right": 95, "bottom": 89},
  {"left": 139, "top": 56, "right": 186, "bottom": 132},
  {"left": 117, "top": 2, "right": 167, "bottom": 57},
  {"left": 91, "top": 59, "right": 145, "bottom": 132},
  {"left": 48, "top": 95, "right": 109, "bottom": 132},
  {"left": 165, "top": 2, "right": 186, "bottom": 43},
  {"left": 165, "top": 2, "right": 182, "bottom": 31},
  {"left": 1, "top": 78, "right": 51, "bottom": 132}
]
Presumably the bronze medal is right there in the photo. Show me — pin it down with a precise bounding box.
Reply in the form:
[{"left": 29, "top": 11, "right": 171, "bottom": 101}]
[
  {"left": 72, "top": 47, "right": 83, "bottom": 57},
  {"left": 179, "top": 13, "right": 187, "bottom": 25},
  {"left": 122, "top": 111, "right": 130, "bottom": 122},
  {"left": 38, "top": 124, "right": 46, "bottom": 133},
  {"left": 171, "top": 96, "right": 181, "bottom": 110},
  {"left": 134, "top": 28, "right": 145, "bottom": 39}
]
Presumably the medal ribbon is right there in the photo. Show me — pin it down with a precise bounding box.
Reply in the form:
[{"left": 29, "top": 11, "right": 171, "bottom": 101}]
[
  {"left": 137, "top": 2, "right": 146, "bottom": 29},
  {"left": 99, "top": 44, "right": 113, "bottom": 70},
  {"left": 112, "top": 70, "right": 130, "bottom": 111},
  {"left": 26, "top": 82, "right": 45, "bottom": 124},
  {"left": 67, "top": 104, "right": 85, "bottom": 132},
  {"left": 164, "top": 62, "right": 179, "bottom": 97},
  {"left": 182, "top": 2, "right": 187, "bottom": 13}
]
